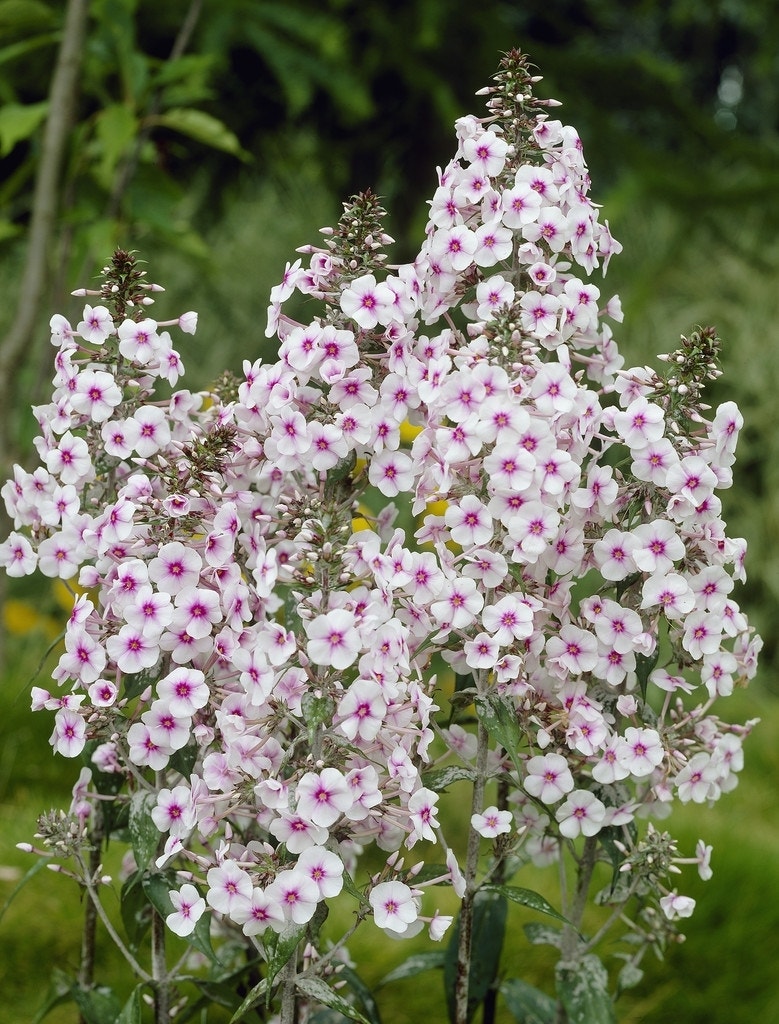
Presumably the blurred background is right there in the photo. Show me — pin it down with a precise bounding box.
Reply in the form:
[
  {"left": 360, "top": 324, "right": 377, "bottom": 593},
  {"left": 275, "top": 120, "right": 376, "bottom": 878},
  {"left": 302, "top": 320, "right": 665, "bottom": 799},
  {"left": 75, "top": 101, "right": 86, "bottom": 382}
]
[{"left": 1, "top": 1, "right": 779, "bottom": 1021}]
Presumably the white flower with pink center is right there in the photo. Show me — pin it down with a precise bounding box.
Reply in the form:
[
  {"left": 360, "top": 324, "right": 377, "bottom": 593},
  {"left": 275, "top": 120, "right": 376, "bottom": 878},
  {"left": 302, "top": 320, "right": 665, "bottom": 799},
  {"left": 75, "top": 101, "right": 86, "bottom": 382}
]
[
  {"left": 613, "top": 396, "right": 665, "bottom": 450},
  {"left": 77, "top": 304, "right": 114, "bottom": 345},
  {"left": 267, "top": 868, "right": 320, "bottom": 926},
  {"left": 49, "top": 708, "right": 86, "bottom": 758},
  {"left": 117, "top": 318, "right": 160, "bottom": 365},
  {"left": 615, "top": 727, "right": 665, "bottom": 778},
  {"left": 524, "top": 753, "right": 574, "bottom": 804},
  {"left": 471, "top": 806, "right": 513, "bottom": 838},
  {"left": 167, "top": 884, "right": 206, "bottom": 937},
  {"left": 555, "top": 789, "right": 607, "bottom": 838},
  {"left": 340, "top": 274, "right": 395, "bottom": 330},
  {"left": 149, "top": 541, "right": 203, "bottom": 596},
  {"left": 206, "top": 861, "right": 253, "bottom": 916},
  {"left": 296, "top": 767, "right": 353, "bottom": 828},
  {"left": 369, "top": 880, "right": 420, "bottom": 934},
  {"left": 305, "top": 608, "right": 361, "bottom": 670},
  {"left": 296, "top": 845, "right": 344, "bottom": 899}
]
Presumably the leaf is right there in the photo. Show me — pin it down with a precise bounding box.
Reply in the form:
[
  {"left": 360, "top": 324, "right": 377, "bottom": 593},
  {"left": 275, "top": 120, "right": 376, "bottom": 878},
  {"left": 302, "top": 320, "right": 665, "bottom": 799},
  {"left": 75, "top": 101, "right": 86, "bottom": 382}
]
[
  {"left": 444, "top": 889, "right": 507, "bottom": 1024},
  {"left": 0, "top": 30, "right": 60, "bottom": 68},
  {"left": 0, "top": 856, "right": 47, "bottom": 924},
  {"left": 128, "top": 790, "right": 159, "bottom": 870},
  {"left": 338, "top": 965, "right": 382, "bottom": 1024},
  {"left": 32, "top": 967, "right": 73, "bottom": 1024},
  {"left": 482, "top": 884, "right": 568, "bottom": 924},
  {"left": 0, "top": 100, "right": 48, "bottom": 157},
  {"left": 555, "top": 954, "right": 617, "bottom": 1024},
  {"left": 635, "top": 650, "right": 659, "bottom": 702},
  {"left": 228, "top": 977, "right": 268, "bottom": 1023},
  {"left": 523, "top": 922, "right": 562, "bottom": 948},
  {"left": 421, "top": 764, "right": 475, "bottom": 792},
  {"left": 377, "top": 950, "right": 446, "bottom": 987},
  {"left": 0, "top": 0, "right": 58, "bottom": 32},
  {"left": 117, "top": 986, "right": 143, "bottom": 1024},
  {"left": 500, "top": 978, "right": 556, "bottom": 1024},
  {"left": 120, "top": 872, "right": 152, "bottom": 950},
  {"left": 295, "top": 975, "right": 372, "bottom": 1024},
  {"left": 150, "top": 108, "right": 250, "bottom": 160},
  {"left": 94, "top": 103, "right": 138, "bottom": 185},
  {"left": 474, "top": 692, "right": 523, "bottom": 774},
  {"left": 69, "top": 984, "right": 123, "bottom": 1024},
  {"left": 263, "top": 924, "right": 307, "bottom": 1004}
]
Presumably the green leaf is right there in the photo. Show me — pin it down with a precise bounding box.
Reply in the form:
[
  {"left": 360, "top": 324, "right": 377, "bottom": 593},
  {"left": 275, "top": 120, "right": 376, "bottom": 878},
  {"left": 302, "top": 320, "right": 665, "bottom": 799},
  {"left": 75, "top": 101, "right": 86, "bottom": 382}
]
[
  {"left": 295, "top": 975, "right": 371, "bottom": 1024},
  {"left": 340, "top": 867, "right": 369, "bottom": 907},
  {"left": 421, "top": 764, "right": 475, "bottom": 792},
  {"left": 128, "top": 790, "right": 159, "bottom": 870},
  {"left": 377, "top": 951, "right": 446, "bottom": 987},
  {"left": 69, "top": 984, "right": 123, "bottom": 1024},
  {"left": 0, "top": 100, "right": 48, "bottom": 157},
  {"left": 500, "top": 978, "right": 556, "bottom": 1024},
  {"left": 635, "top": 650, "right": 659, "bottom": 702},
  {"left": 120, "top": 871, "right": 152, "bottom": 950},
  {"left": 94, "top": 103, "right": 138, "bottom": 185},
  {"left": 150, "top": 108, "right": 250, "bottom": 160},
  {"left": 228, "top": 977, "right": 268, "bottom": 1023},
  {"left": 444, "top": 890, "right": 507, "bottom": 1024},
  {"left": 32, "top": 967, "right": 73, "bottom": 1024},
  {"left": 262, "top": 924, "right": 307, "bottom": 1004},
  {"left": 0, "top": 30, "right": 60, "bottom": 68},
  {"left": 483, "top": 884, "right": 568, "bottom": 925},
  {"left": 0, "top": 856, "right": 47, "bottom": 924},
  {"left": 474, "top": 692, "right": 524, "bottom": 774},
  {"left": 0, "top": 0, "right": 58, "bottom": 32},
  {"left": 117, "top": 985, "right": 143, "bottom": 1024},
  {"left": 555, "top": 954, "right": 617, "bottom": 1024},
  {"left": 523, "top": 922, "right": 562, "bottom": 948},
  {"left": 339, "top": 965, "right": 382, "bottom": 1024}
]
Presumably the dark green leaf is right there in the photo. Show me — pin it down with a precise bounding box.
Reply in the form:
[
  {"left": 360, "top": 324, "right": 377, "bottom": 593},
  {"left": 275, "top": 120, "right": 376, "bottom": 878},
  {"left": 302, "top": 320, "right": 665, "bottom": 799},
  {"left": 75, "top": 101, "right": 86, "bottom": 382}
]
[
  {"left": 117, "top": 985, "right": 143, "bottom": 1024},
  {"left": 0, "top": 100, "right": 48, "bottom": 156},
  {"left": 228, "top": 978, "right": 268, "bottom": 1023},
  {"left": 339, "top": 965, "right": 382, "bottom": 1024},
  {"left": 169, "top": 739, "right": 198, "bottom": 778},
  {"left": 264, "top": 924, "right": 307, "bottom": 1003},
  {"left": 295, "top": 975, "right": 371, "bottom": 1024},
  {"left": 444, "top": 890, "right": 507, "bottom": 1024},
  {"left": 129, "top": 790, "right": 159, "bottom": 870},
  {"left": 377, "top": 950, "right": 446, "bottom": 987},
  {"left": 555, "top": 954, "right": 616, "bottom": 1024},
  {"left": 70, "top": 984, "right": 123, "bottom": 1024},
  {"left": 474, "top": 692, "right": 523, "bottom": 774},
  {"left": 151, "top": 108, "right": 250, "bottom": 160},
  {"left": 32, "top": 967, "right": 73, "bottom": 1024},
  {"left": 500, "top": 978, "right": 556, "bottom": 1024},
  {"left": 635, "top": 650, "right": 659, "bottom": 702},
  {"left": 482, "top": 884, "right": 568, "bottom": 924},
  {"left": 120, "top": 872, "right": 152, "bottom": 950}
]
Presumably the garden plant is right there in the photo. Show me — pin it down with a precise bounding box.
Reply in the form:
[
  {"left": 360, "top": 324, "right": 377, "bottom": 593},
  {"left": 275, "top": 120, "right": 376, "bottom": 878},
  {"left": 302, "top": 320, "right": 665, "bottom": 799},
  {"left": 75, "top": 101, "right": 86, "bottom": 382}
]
[{"left": 0, "top": 50, "right": 762, "bottom": 1024}]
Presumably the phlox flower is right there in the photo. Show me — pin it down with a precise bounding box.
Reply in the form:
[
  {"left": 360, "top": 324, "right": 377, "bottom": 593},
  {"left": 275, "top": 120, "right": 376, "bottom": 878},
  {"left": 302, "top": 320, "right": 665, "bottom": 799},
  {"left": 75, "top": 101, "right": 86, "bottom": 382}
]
[
  {"left": 615, "top": 727, "right": 665, "bottom": 778},
  {"left": 555, "top": 789, "right": 607, "bottom": 838},
  {"left": 523, "top": 753, "right": 574, "bottom": 804},
  {"left": 117, "top": 318, "right": 160, "bottom": 364},
  {"left": 305, "top": 608, "right": 361, "bottom": 670},
  {"left": 519, "top": 291, "right": 560, "bottom": 339},
  {"left": 167, "top": 884, "right": 206, "bottom": 937},
  {"left": 152, "top": 784, "right": 196, "bottom": 837},
  {"left": 70, "top": 369, "right": 123, "bottom": 422},
  {"left": 77, "top": 304, "right": 113, "bottom": 345},
  {"left": 106, "top": 625, "right": 160, "bottom": 674},
  {"left": 368, "top": 450, "right": 414, "bottom": 497},
  {"left": 230, "top": 887, "right": 286, "bottom": 936},
  {"left": 123, "top": 585, "right": 173, "bottom": 638},
  {"left": 172, "top": 586, "right": 222, "bottom": 640},
  {"left": 296, "top": 845, "right": 345, "bottom": 899},
  {"left": 88, "top": 679, "right": 118, "bottom": 706},
  {"left": 130, "top": 406, "right": 171, "bottom": 458},
  {"left": 444, "top": 495, "right": 493, "bottom": 547},
  {"left": 0, "top": 532, "right": 37, "bottom": 576},
  {"left": 149, "top": 541, "right": 203, "bottom": 596},
  {"left": 340, "top": 274, "right": 395, "bottom": 330},
  {"left": 471, "top": 806, "right": 513, "bottom": 838},
  {"left": 545, "top": 625, "right": 599, "bottom": 676},
  {"left": 49, "top": 707, "right": 86, "bottom": 757},
  {"left": 266, "top": 868, "right": 320, "bottom": 925},
  {"left": 463, "top": 632, "right": 501, "bottom": 669},
  {"left": 407, "top": 787, "right": 440, "bottom": 846},
  {"left": 592, "top": 529, "right": 639, "bottom": 581},
  {"left": 296, "top": 767, "right": 353, "bottom": 828},
  {"left": 269, "top": 812, "right": 329, "bottom": 853},
  {"left": 641, "top": 572, "right": 696, "bottom": 619},
  {"left": 430, "top": 575, "right": 484, "bottom": 630},
  {"left": 154, "top": 663, "right": 207, "bottom": 712},
  {"left": 141, "top": 700, "right": 191, "bottom": 752},
  {"left": 336, "top": 678, "right": 387, "bottom": 742},
  {"left": 613, "top": 396, "right": 665, "bottom": 450},
  {"left": 482, "top": 593, "right": 535, "bottom": 645},
  {"left": 369, "top": 880, "right": 419, "bottom": 934},
  {"left": 44, "top": 431, "right": 92, "bottom": 485},
  {"left": 206, "top": 861, "right": 253, "bottom": 916},
  {"left": 659, "top": 891, "right": 696, "bottom": 921}
]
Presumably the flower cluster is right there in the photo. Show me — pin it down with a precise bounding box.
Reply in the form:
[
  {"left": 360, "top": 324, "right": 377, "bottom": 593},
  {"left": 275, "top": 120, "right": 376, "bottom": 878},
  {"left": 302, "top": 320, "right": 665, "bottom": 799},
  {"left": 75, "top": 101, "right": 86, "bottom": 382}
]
[{"left": 1, "top": 50, "right": 759, "bottom": 1003}]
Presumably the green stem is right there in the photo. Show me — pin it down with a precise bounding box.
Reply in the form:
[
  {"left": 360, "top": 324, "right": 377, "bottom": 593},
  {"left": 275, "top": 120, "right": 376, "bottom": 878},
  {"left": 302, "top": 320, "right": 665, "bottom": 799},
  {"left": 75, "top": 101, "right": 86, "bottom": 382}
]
[{"left": 151, "top": 906, "right": 170, "bottom": 1023}]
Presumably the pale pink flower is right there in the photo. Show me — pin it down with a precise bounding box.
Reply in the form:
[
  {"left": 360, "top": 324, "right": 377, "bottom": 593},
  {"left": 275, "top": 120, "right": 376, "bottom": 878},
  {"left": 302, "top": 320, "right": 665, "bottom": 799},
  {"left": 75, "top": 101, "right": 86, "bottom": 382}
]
[
  {"left": 555, "top": 789, "right": 607, "bottom": 838},
  {"left": 305, "top": 608, "right": 360, "bottom": 670},
  {"left": 471, "top": 806, "right": 513, "bottom": 838},
  {"left": 167, "top": 884, "right": 206, "bottom": 936},
  {"left": 369, "top": 880, "right": 419, "bottom": 934},
  {"left": 524, "top": 753, "right": 574, "bottom": 804}
]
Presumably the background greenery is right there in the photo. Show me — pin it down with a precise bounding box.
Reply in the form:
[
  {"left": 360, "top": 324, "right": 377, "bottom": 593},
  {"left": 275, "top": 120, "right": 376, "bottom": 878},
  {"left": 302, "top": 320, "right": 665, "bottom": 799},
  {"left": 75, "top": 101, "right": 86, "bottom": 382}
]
[{"left": 2, "top": 0, "right": 778, "bottom": 1020}]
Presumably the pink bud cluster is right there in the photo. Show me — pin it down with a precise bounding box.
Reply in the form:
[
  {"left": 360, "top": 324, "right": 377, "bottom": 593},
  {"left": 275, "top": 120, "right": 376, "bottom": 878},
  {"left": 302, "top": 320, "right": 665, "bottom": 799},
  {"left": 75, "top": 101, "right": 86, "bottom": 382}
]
[{"left": 1, "top": 52, "right": 759, "bottom": 970}]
